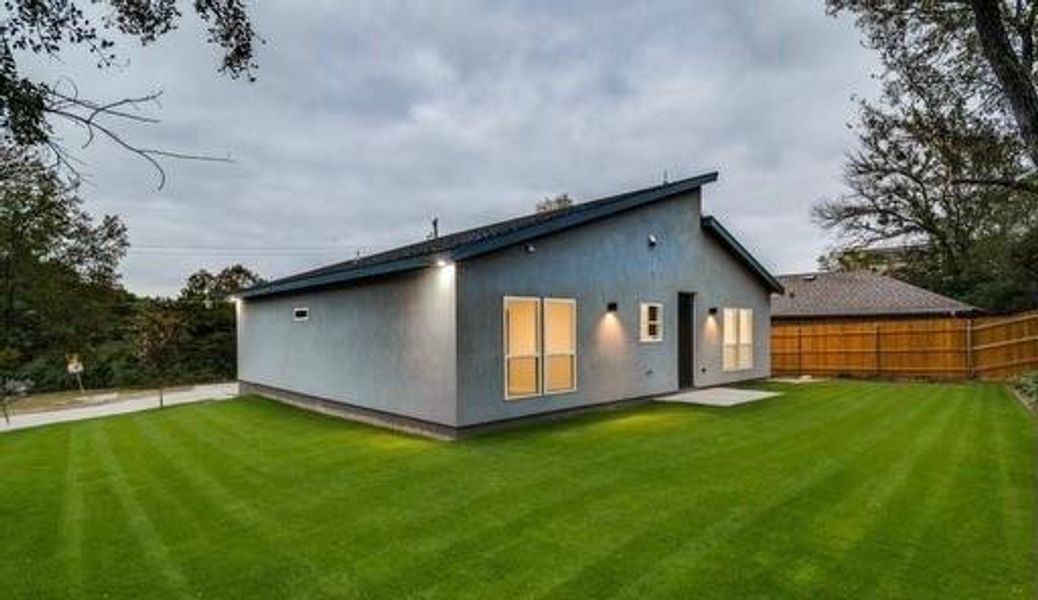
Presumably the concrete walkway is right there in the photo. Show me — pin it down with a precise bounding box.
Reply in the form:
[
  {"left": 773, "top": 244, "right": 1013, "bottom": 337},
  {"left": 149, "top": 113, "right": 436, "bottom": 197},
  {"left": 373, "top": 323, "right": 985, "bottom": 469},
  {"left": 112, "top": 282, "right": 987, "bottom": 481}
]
[
  {"left": 656, "top": 387, "right": 780, "bottom": 407},
  {"left": 1, "top": 382, "right": 239, "bottom": 433}
]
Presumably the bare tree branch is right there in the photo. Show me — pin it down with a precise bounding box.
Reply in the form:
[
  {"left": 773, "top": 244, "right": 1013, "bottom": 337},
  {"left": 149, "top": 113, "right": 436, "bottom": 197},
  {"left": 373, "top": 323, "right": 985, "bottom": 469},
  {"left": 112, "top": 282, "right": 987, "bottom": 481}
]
[{"left": 41, "top": 90, "right": 231, "bottom": 189}]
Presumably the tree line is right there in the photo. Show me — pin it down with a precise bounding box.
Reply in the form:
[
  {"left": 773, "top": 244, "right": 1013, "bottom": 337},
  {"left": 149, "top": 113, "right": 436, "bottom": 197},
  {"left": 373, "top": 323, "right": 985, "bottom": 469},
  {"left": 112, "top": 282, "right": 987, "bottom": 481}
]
[
  {"left": 821, "top": 1, "right": 1038, "bottom": 312},
  {"left": 0, "top": 147, "right": 262, "bottom": 395}
]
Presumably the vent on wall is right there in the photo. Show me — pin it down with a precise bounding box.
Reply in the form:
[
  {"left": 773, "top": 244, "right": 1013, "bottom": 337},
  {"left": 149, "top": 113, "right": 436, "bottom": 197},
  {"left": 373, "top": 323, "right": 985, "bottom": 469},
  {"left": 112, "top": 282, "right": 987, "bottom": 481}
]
[{"left": 293, "top": 307, "right": 310, "bottom": 322}]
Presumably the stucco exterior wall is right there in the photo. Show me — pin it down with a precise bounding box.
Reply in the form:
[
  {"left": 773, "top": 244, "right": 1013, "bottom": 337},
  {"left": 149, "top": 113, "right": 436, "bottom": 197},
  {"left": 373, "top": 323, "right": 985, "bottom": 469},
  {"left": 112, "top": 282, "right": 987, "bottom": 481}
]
[
  {"left": 237, "top": 267, "right": 458, "bottom": 426},
  {"left": 454, "top": 190, "right": 772, "bottom": 427}
]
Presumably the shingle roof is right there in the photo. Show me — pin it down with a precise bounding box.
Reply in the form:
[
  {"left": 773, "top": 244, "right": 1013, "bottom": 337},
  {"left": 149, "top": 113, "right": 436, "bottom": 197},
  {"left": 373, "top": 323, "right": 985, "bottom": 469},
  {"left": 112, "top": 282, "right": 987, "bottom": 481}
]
[
  {"left": 240, "top": 172, "right": 781, "bottom": 299},
  {"left": 771, "top": 271, "right": 979, "bottom": 318}
]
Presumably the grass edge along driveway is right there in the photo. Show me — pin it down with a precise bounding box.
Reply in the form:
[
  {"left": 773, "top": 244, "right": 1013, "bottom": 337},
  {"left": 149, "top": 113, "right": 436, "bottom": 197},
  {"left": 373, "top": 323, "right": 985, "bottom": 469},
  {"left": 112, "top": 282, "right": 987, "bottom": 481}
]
[{"left": 0, "top": 379, "right": 1033, "bottom": 599}]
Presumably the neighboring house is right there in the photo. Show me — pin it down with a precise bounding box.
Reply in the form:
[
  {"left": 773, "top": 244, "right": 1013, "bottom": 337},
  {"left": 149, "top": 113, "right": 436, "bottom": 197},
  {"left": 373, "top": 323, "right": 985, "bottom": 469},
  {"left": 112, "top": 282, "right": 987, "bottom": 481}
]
[
  {"left": 772, "top": 271, "right": 979, "bottom": 320},
  {"left": 236, "top": 173, "right": 783, "bottom": 438},
  {"left": 770, "top": 271, "right": 982, "bottom": 380}
]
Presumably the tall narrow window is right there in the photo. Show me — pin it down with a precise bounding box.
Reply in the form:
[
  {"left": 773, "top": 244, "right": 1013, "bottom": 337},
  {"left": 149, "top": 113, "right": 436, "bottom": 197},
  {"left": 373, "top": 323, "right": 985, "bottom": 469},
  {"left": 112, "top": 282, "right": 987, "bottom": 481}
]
[
  {"left": 504, "top": 297, "right": 541, "bottom": 399},
  {"left": 640, "top": 302, "right": 663, "bottom": 342},
  {"left": 738, "top": 308, "right": 754, "bottom": 370},
  {"left": 543, "top": 299, "right": 576, "bottom": 393},
  {"left": 723, "top": 307, "right": 754, "bottom": 371}
]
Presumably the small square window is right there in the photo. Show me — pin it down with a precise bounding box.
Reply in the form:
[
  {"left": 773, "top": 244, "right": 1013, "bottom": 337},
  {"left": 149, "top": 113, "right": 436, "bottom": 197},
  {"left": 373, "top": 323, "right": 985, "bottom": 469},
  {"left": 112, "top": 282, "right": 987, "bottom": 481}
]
[
  {"left": 293, "top": 307, "right": 310, "bottom": 322},
  {"left": 640, "top": 302, "right": 663, "bottom": 343}
]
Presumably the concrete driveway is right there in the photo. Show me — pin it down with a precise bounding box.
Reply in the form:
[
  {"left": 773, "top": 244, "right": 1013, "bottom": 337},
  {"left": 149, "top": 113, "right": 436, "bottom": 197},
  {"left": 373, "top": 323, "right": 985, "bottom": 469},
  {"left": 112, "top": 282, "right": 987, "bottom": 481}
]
[{"left": 1, "top": 382, "right": 239, "bottom": 433}]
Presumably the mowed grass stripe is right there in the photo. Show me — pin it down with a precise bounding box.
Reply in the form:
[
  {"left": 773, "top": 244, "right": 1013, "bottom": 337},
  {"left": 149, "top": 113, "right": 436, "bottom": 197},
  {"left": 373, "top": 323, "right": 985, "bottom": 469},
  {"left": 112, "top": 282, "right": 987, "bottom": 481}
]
[
  {"left": 410, "top": 384, "right": 936, "bottom": 599},
  {"left": 799, "top": 386, "right": 975, "bottom": 598},
  {"left": 755, "top": 385, "right": 966, "bottom": 598},
  {"left": 873, "top": 386, "right": 986, "bottom": 596},
  {"left": 352, "top": 385, "right": 896, "bottom": 596},
  {"left": 127, "top": 412, "right": 341, "bottom": 597},
  {"left": 974, "top": 386, "right": 1033, "bottom": 593},
  {"left": 590, "top": 384, "right": 947, "bottom": 600},
  {"left": 58, "top": 428, "right": 86, "bottom": 596},
  {"left": 0, "top": 380, "right": 1031, "bottom": 599},
  {"left": 88, "top": 423, "right": 193, "bottom": 598},
  {"left": 0, "top": 425, "right": 71, "bottom": 593}
]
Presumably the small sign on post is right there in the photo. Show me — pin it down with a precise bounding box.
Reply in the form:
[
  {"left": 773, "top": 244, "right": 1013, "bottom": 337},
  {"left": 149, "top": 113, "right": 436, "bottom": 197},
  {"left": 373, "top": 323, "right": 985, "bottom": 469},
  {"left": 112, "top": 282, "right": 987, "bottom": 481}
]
[{"left": 66, "top": 354, "right": 85, "bottom": 394}]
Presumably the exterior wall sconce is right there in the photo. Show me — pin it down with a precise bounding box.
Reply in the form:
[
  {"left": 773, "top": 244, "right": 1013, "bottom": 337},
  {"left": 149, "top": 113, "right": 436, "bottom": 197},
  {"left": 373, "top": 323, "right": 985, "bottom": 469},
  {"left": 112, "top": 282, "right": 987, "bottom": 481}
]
[
  {"left": 647, "top": 234, "right": 658, "bottom": 247},
  {"left": 708, "top": 307, "right": 718, "bottom": 315},
  {"left": 435, "top": 258, "right": 450, "bottom": 268},
  {"left": 607, "top": 302, "right": 618, "bottom": 312},
  {"left": 524, "top": 243, "right": 536, "bottom": 254}
]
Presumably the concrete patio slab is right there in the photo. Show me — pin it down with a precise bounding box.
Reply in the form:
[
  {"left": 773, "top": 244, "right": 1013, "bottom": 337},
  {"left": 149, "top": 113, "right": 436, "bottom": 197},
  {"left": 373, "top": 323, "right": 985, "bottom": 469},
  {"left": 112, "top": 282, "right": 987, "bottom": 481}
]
[
  {"left": 769, "top": 376, "right": 828, "bottom": 384},
  {"left": 656, "top": 387, "right": 780, "bottom": 407}
]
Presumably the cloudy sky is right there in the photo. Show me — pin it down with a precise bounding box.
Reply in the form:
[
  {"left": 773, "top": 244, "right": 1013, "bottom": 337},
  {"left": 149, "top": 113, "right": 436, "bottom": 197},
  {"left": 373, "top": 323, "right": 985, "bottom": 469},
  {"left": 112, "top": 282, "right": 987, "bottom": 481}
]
[{"left": 27, "top": 1, "right": 879, "bottom": 296}]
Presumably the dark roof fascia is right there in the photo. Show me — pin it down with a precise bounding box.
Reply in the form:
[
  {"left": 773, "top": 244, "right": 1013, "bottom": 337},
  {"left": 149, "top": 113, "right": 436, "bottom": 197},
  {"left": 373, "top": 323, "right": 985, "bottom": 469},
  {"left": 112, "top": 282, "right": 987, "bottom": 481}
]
[
  {"left": 701, "top": 215, "right": 784, "bottom": 294},
  {"left": 450, "top": 172, "right": 718, "bottom": 262},
  {"left": 238, "top": 256, "right": 433, "bottom": 299}
]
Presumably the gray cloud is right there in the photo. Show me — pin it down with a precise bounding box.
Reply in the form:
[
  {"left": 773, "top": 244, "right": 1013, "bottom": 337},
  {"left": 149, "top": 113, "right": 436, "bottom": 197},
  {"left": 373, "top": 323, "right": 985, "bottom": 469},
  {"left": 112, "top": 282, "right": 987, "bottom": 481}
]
[{"left": 23, "top": 0, "right": 878, "bottom": 296}]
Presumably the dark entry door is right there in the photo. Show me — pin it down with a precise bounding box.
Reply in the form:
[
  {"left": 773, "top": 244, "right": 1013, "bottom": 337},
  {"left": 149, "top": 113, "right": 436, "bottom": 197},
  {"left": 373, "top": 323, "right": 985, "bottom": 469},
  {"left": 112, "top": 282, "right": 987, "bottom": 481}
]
[{"left": 678, "top": 292, "right": 695, "bottom": 389}]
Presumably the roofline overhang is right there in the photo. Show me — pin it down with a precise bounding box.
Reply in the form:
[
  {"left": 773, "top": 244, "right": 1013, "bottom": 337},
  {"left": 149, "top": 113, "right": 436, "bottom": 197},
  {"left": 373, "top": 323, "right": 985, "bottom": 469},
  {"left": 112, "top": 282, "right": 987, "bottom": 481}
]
[{"left": 237, "top": 255, "right": 436, "bottom": 299}]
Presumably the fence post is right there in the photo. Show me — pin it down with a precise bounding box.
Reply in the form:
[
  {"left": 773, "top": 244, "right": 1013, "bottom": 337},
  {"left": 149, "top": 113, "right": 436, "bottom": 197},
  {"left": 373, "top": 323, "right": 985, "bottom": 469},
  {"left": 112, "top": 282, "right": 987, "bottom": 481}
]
[
  {"left": 797, "top": 323, "right": 803, "bottom": 376},
  {"left": 965, "top": 317, "right": 974, "bottom": 379},
  {"left": 875, "top": 322, "right": 881, "bottom": 377}
]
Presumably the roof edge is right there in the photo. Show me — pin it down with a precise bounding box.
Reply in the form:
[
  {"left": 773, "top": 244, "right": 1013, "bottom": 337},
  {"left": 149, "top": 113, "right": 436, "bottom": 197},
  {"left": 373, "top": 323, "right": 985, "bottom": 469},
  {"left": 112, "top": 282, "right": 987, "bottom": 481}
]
[
  {"left": 240, "top": 172, "right": 719, "bottom": 299},
  {"left": 451, "top": 172, "right": 718, "bottom": 262},
  {"left": 237, "top": 256, "right": 434, "bottom": 299}
]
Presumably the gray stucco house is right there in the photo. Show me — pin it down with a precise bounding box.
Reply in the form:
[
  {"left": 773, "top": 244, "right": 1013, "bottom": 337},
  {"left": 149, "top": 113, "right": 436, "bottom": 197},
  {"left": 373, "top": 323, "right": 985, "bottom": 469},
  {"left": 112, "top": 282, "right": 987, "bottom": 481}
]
[{"left": 236, "top": 172, "right": 783, "bottom": 438}]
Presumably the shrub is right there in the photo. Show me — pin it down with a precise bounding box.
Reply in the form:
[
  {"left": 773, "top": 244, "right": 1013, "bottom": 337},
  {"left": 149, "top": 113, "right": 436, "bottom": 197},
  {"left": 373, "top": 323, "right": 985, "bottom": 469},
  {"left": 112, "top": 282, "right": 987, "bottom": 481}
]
[{"left": 1011, "top": 371, "right": 1038, "bottom": 408}]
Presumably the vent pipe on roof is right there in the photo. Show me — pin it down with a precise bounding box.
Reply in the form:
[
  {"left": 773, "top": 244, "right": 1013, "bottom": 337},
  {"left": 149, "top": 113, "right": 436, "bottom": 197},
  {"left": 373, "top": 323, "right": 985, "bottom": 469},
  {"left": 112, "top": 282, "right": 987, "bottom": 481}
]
[{"left": 428, "top": 217, "right": 439, "bottom": 240}]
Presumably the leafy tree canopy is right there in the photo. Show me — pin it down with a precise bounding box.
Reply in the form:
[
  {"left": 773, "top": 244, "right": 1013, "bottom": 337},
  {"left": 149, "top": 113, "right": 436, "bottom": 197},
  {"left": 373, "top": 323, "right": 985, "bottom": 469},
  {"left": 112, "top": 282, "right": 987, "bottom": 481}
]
[
  {"left": 821, "top": 1, "right": 1038, "bottom": 311},
  {"left": 0, "top": 145, "right": 129, "bottom": 357}
]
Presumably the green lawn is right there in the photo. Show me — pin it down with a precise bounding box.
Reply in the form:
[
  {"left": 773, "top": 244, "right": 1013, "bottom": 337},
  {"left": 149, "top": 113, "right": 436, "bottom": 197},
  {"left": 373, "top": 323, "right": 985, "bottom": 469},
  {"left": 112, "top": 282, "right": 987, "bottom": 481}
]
[{"left": 0, "top": 380, "right": 1033, "bottom": 598}]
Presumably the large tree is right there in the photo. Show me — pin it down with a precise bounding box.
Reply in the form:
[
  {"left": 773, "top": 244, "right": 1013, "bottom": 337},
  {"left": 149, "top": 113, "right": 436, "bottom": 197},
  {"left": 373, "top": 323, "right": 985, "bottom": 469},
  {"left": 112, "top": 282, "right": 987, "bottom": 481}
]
[
  {"left": 828, "top": 1, "right": 1038, "bottom": 170},
  {"left": 821, "top": 1, "right": 1038, "bottom": 310},
  {"left": 0, "top": 146, "right": 129, "bottom": 363},
  {"left": 1, "top": 0, "right": 258, "bottom": 185},
  {"left": 176, "top": 264, "right": 261, "bottom": 381}
]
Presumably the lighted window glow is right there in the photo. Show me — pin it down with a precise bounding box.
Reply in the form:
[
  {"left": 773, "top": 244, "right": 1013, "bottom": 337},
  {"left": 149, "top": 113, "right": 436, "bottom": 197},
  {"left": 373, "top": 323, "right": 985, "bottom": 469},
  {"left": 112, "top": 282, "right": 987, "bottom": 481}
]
[
  {"left": 544, "top": 299, "right": 576, "bottom": 393},
  {"left": 722, "top": 308, "right": 754, "bottom": 371},
  {"left": 640, "top": 302, "right": 663, "bottom": 342},
  {"left": 504, "top": 296, "right": 577, "bottom": 399},
  {"left": 504, "top": 297, "right": 541, "bottom": 398}
]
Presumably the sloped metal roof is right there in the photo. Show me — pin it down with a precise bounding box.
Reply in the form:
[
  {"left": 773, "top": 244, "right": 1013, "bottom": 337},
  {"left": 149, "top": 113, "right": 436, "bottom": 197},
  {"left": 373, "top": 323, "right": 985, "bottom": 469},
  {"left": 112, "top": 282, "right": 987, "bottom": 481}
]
[{"left": 240, "top": 172, "right": 780, "bottom": 299}]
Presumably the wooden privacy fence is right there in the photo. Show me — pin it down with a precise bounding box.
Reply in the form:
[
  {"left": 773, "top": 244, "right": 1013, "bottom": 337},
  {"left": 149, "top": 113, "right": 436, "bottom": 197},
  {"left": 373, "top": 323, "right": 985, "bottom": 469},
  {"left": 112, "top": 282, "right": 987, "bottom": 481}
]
[{"left": 771, "top": 309, "right": 1038, "bottom": 380}]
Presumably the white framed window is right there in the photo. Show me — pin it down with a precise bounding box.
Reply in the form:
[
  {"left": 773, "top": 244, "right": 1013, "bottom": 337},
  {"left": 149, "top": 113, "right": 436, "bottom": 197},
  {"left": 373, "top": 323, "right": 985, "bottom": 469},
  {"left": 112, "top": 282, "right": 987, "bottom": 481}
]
[
  {"left": 503, "top": 296, "right": 578, "bottom": 399},
  {"left": 543, "top": 298, "right": 577, "bottom": 394},
  {"left": 723, "top": 308, "right": 754, "bottom": 371},
  {"left": 293, "top": 307, "right": 310, "bottom": 322},
  {"left": 640, "top": 302, "right": 663, "bottom": 343},
  {"left": 504, "top": 297, "right": 541, "bottom": 399}
]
